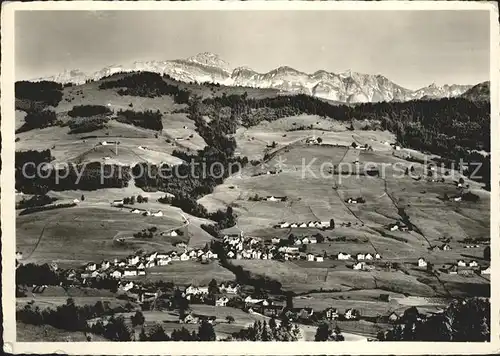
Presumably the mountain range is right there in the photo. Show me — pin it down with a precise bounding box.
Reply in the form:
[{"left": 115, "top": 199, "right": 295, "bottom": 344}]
[{"left": 33, "top": 52, "right": 476, "bottom": 103}]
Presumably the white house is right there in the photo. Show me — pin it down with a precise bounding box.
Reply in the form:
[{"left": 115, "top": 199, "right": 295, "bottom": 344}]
[
  {"left": 290, "top": 223, "right": 298, "bottom": 228},
  {"left": 110, "top": 270, "right": 123, "bottom": 279},
  {"left": 353, "top": 262, "right": 365, "bottom": 270},
  {"left": 307, "top": 254, "right": 315, "bottom": 262},
  {"left": 309, "top": 237, "right": 317, "bottom": 244},
  {"left": 457, "top": 260, "right": 467, "bottom": 267},
  {"left": 390, "top": 224, "right": 399, "bottom": 231},
  {"left": 294, "top": 239, "right": 302, "bottom": 246},
  {"left": 127, "top": 255, "right": 140, "bottom": 266},
  {"left": 216, "top": 296, "right": 229, "bottom": 307},
  {"left": 302, "top": 237, "right": 310, "bottom": 245},
  {"left": 119, "top": 281, "right": 134, "bottom": 291},
  {"left": 469, "top": 260, "right": 478, "bottom": 267},
  {"left": 86, "top": 263, "right": 97, "bottom": 271},
  {"left": 73, "top": 198, "right": 80, "bottom": 204},
  {"left": 111, "top": 200, "right": 124, "bottom": 207},
  {"left": 180, "top": 252, "right": 190, "bottom": 261},
  {"left": 124, "top": 269, "right": 138, "bottom": 277},
  {"left": 344, "top": 309, "right": 359, "bottom": 320},
  {"left": 131, "top": 209, "right": 142, "bottom": 214},
  {"left": 299, "top": 223, "right": 308, "bottom": 228},
  {"left": 157, "top": 258, "right": 170, "bottom": 266},
  {"left": 151, "top": 210, "right": 163, "bottom": 217},
  {"left": 279, "top": 222, "right": 290, "bottom": 228},
  {"left": 169, "top": 230, "right": 179, "bottom": 237},
  {"left": 337, "top": 252, "right": 351, "bottom": 260},
  {"left": 227, "top": 251, "right": 235, "bottom": 259},
  {"left": 188, "top": 250, "right": 197, "bottom": 258},
  {"left": 375, "top": 253, "right": 381, "bottom": 259},
  {"left": 244, "top": 296, "right": 264, "bottom": 305},
  {"left": 365, "top": 254, "right": 374, "bottom": 260},
  {"left": 315, "top": 255, "right": 324, "bottom": 262},
  {"left": 101, "top": 261, "right": 110, "bottom": 270},
  {"left": 357, "top": 253, "right": 365, "bottom": 261},
  {"left": 418, "top": 258, "right": 427, "bottom": 268},
  {"left": 267, "top": 196, "right": 280, "bottom": 202},
  {"left": 15, "top": 251, "right": 23, "bottom": 260},
  {"left": 481, "top": 266, "right": 491, "bottom": 275},
  {"left": 271, "top": 238, "right": 281, "bottom": 245},
  {"left": 308, "top": 221, "right": 316, "bottom": 228},
  {"left": 453, "top": 196, "right": 462, "bottom": 202},
  {"left": 157, "top": 252, "right": 170, "bottom": 259},
  {"left": 137, "top": 268, "right": 146, "bottom": 276}
]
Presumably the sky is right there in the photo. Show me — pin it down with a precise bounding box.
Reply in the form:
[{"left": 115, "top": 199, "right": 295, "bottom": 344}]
[{"left": 15, "top": 10, "right": 490, "bottom": 89}]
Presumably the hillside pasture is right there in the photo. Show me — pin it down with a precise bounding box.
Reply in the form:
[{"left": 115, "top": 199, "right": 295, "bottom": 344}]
[{"left": 16, "top": 206, "right": 185, "bottom": 267}]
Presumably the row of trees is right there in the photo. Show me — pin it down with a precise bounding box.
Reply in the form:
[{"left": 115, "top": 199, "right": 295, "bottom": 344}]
[
  {"left": 232, "top": 319, "right": 300, "bottom": 341},
  {"left": 17, "top": 298, "right": 134, "bottom": 332},
  {"left": 378, "top": 298, "right": 490, "bottom": 341},
  {"left": 98, "top": 72, "right": 190, "bottom": 104},
  {"left": 68, "top": 105, "right": 112, "bottom": 118},
  {"left": 15, "top": 153, "right": 131, "bottom": 194},
  {"left": 116, "top": 109, "right": 163, "bottom": 131},
  {"left": 15, "top": 80, "right": 64, "bottom": 108}
]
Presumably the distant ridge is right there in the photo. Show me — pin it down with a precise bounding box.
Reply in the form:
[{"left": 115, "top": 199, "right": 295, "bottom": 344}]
[{"left": 31, "top": 52, "right": 475, "bottom": 104}]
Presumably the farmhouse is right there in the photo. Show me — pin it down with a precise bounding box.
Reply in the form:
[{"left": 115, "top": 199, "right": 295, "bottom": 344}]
[
  {"left": 179, "top": 314, "right": 198, "bottom": 324},
  {"left": 157, "top": 258, "right": 170, "bottom": 266},
  {"left": 337, "top": 252, "right": 351, "bottom": 260},
  {"left": 315, "top": 255, "right": 324, "bottom": 262},
  {"left": 457, "top": 260, "right": 467, "bottom": 267},
  {"left": 131, "top": 208, "right": 143, "bottom": 214},
  {"left": 271, "top": 238, "right": 281, "bottom": 244},
  {"left": 101, "top": 261, "right": 110, "bottom": 270},
  {"left": 299, "top": 223, "right": 308, "bottom": 228},
  {"left": 353, "top": 262, "right": 365, "bottom": 270},
  {"left": 123, "top": 268, "right": 138, "bottom": 277},
  {"left": 279, "top": 222, "right": 290, "bottom": 228},
  {"left": 418, "top": 258, "right": 427, "bottom": 268},
  {"left": 290, "top": 223, "right": 299, "bottom": 228},
  {"left": 356, "top": 253, "right": 365, "bottom": 261},
  {"left": 86, "top": 263, "right": 97, "bottom": 271},
  {"left": 325, "top": 308, "right": 339, "bottom": 320},
  {"left": 344, "top": 309, "right": 360, "bottom": 320},
  {"left": 365, "top": 253, "right": 374, "bottom": 260},
  {"left": 307, "top": 254, "right": 315, "bottom": 262},
  {"left": 266, "top": 196, "right": 287, "bottom": 202},
  {"left": 220, "top": 283, "right": 240, "bottom": 294},
  {"left": 185, "top": 285, "right": 209, "bottom": 295},
  {"left": 119, "top": 281, "right": 134, "bottom": 291},
  {"left": 15, "top": 251, "right": 23, "bottom": 260},
  {"left": 469, "top": 260, "right": 478, "bottom": 267},
  {"left": 111, "top": 199, "right": 124, "bottom": 207},
  {"left": 346, "top": 197, "right": 366, "bottom": 204},
  {"left": 309, "top": 237, "right": 318, "bottom": 244},
  {"left": 127, "top": 255, "right": 140, "bottom": 266},
  {"left": 151, "top": 210, "right": 163, "bottom": 217},
  {"left": 481, "top": 266, "right": 491, "bottom": 275},
  {"left": 440, "top": 244, "right": 451, "bottom": 251},
  {"left": 215, "top": 296, "right": 229, "bottom": 307},
  {"left": 375, "top": 253, "right": 381, "bottom": 259},
  {"left": 180, "top": 252, "right": 190, "bottom": 261}
]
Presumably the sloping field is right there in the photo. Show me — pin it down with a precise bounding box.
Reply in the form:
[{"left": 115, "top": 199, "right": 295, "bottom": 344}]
[
  {"left": 16, "top": 206, "right": 185, "bottom": 267},
  {"left": 231, "top": 260, "right": 437, "bottom": 296},
  {"left": 135, "top": 260, "right": 235, "bottom": 286},
  {"left": 17, "top": 322, "right": 107, "bottom": 342}
]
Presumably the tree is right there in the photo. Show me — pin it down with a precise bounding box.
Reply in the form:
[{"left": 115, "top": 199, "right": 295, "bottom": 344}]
[
  {"left": 269, "top": 317, "right": 277, "bottom": 331},
  {"left": 333, "top": 325, "right": 345, "bottom": 341},
  {"left": 484, "top": 245, "right": 491, "bottom": 260},
  {"left": 226, "top": 315, "right": 235, "bottom": 324},
  {"left": 459, "top": 177, "right": 465, "bottom": 185},
  {"left": 131, "top": 311, "right": 145, "bottom": 327},
  {"left": 261, "top": 320, "right": 270, "bottom": 341},
  {"left": 208, "top": 278, "right": 219, "bottom": 295},
  {"left": 81, "top": 194, "right": 85, "bottom": 201},
  {"left": 330, "top": 218, "right": 335, "bottom": 229},
  {"left": 137, "top": 195, "right": 144, "bottom": 203},
  {"left": 315, "top": 323, "right": 330, "bottom": 341},
  {"left": 139, "top": 327, "right": 148, "bottom": 341},
  {"left": 147, "top": 324, "right": 170, "bottom": 341},
  {"left": 103, "top": 316, "right": 132, "bottom": 341},
  {"left": 317, "top": 137, "right": 323, "bottom": 144},
  {"left": 198, "top": 320, "right": 216, "bottom": 341},
  {"left": 286, "top": 291, "right": 294, "bottom": 310}
]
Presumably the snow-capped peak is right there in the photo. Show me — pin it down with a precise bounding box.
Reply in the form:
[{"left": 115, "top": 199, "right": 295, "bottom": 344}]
[
  {"left": 27, "top": 52, "right": 474, "bottom": 103},
  {"left": 186, "top": 52, "right": 231, "bottom": 73}
]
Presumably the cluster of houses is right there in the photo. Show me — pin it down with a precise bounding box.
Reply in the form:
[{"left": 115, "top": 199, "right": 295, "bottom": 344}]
[
  {"left": 110, "top": 200, "right": 163, "bottom": 217},
  {"left": 345, "top": 197, "right": 366, "bottom": 204},
  {"left": 251, "top": 170, "right": 281, "bottom": 177},
  {"left": 76, "top": 248, "right": 219, "bottom": 281},
  {"left": 417, "top": 257, "right": 490, "bottom": 275},
  {"left": 387, "top": 221, "right": 410, "bottom": 232},
  {"left": 275, "top": 221, "right": 332, "bottom": 229}
]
